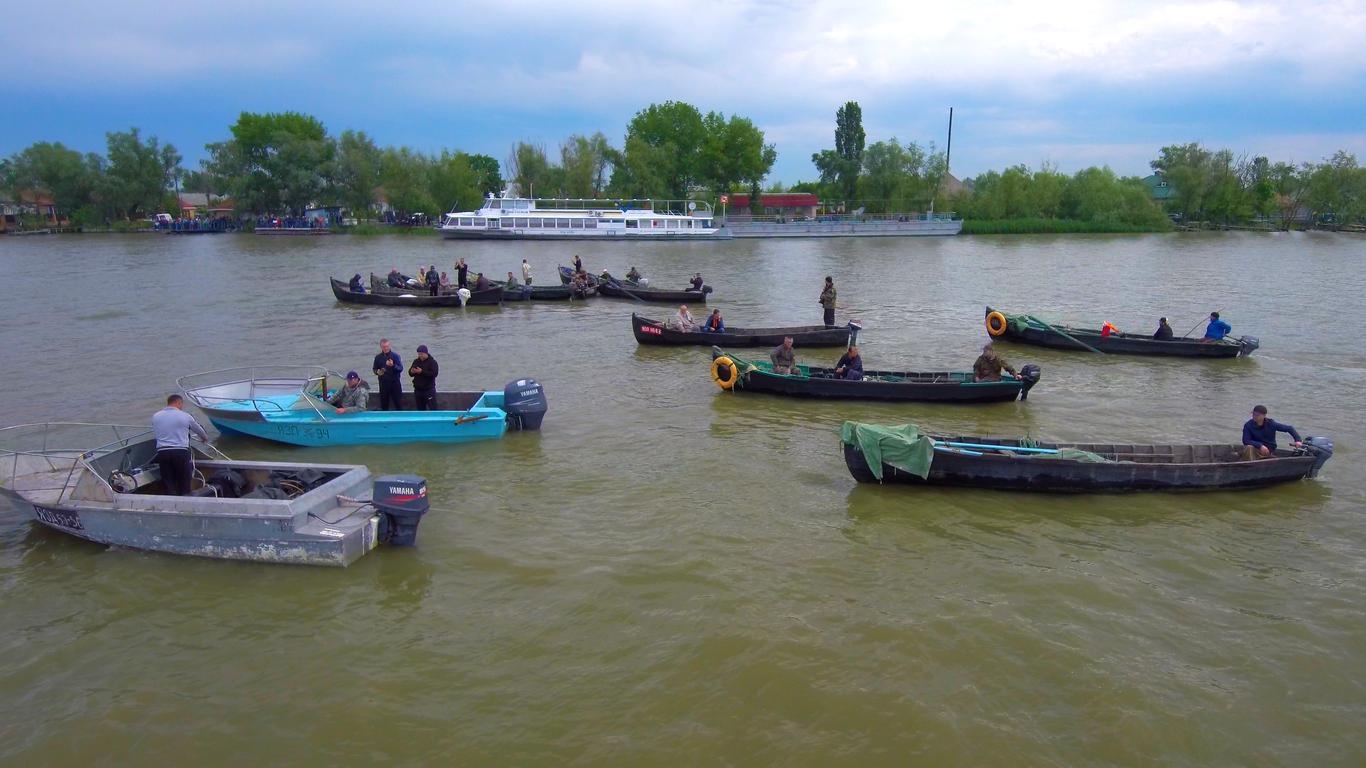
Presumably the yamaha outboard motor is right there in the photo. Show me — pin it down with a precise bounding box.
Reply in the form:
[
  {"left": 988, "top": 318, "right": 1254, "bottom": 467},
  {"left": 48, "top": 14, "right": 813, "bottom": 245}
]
[
  {"left": 373, "top": 475, "right": 429, "bottom": 546},
  {"left": 1238, "top": 336, "right": 1260, "bottom": 357},
  {"left": 504, "top": 378, "right": 548, "bottom": 430},
  {"left": 1302, "top": 436, "right": 1334, "bottom": 478},
  {"left": 1018, "top": 364, "right": 1043, "bottom": 400}
]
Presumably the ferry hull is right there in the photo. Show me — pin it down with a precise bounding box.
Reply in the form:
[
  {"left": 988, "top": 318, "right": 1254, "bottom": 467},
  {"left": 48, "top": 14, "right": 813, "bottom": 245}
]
[
  {"left": 440, "top": 228, "right": 729, "bottom": 241},
  {"left": 726, "top": 220, "right": 961, "bottom": 238}
]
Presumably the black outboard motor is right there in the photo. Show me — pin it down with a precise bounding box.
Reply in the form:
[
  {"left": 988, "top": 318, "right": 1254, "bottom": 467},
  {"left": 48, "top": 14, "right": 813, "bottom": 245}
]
[
  {"left": 504, "top": 378, "right": 548, "bottom": 430},
  {"left": 1017, "top": 364, "right": 1042, "bottom": 400},
  {"left": 1302, "top": 436, "right": 1334, "bottom": 478},
  {"left": 847, "top": 319, "right": 863, "bottom": 346},
  {"left": 373, "top": 475, "right": 429, "bottom": 546},
  {"left": 1238, "top": 336, "right": 1260, "bottom": 357}
]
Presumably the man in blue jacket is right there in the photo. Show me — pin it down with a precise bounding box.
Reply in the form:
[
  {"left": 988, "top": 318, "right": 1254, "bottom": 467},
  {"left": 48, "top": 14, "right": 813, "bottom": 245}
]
[
  {"left": 373, "top": 338, "right": 404, "bottom": 410},
  {"left": 1202, "top": 311, "right": 1232, "bottom": 342},
  {"left": 1242, "top": 404, "right": 1302, "bottom": 459}
]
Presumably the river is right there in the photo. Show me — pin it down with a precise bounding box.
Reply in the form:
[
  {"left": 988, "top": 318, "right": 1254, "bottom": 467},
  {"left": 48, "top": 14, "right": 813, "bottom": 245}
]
[{"left": 1, "top": 231, "right": 1362, "bottom": 765}]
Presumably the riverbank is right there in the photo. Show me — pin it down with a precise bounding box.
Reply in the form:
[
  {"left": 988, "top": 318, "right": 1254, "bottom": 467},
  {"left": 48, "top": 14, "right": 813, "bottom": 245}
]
[{"left": 961, "top": 218, "right": 1173, "bottom": 235}]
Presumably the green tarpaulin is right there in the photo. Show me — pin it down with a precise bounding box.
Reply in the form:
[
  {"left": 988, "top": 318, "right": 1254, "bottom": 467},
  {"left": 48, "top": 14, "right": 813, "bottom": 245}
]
[{"left": 840, "top": 422, "right": 935, "bottom": 481}]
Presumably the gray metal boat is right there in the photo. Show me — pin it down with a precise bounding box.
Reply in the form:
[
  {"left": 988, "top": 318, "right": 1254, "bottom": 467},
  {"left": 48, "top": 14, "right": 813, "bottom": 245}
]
[{"left": 0, "top": 423, "right": 430, "bottom": 567}]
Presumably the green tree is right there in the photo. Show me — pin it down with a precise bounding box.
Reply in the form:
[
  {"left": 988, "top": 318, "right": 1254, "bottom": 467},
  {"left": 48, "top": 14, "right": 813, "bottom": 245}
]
[
  {"left": 1151, "top": 143, "right": 1215, "bottom": 221},
  {"left": 619, "top": 101, "right": 706, "bottom": 198},
  {"left": 509, "top": 142, "right": 562, "bottom": 197},
  {"left": 467, "top": 154, "right": 503, "bottom": 196},
  {"left": 380, "top": 147, "right": 434, "bottom": 215},
  {"left": 205, "top": 111, "right": 335, "bottom": 215},
  {"left": 812, "top": 101, "right": 864, "bottom": 204},
  {"left": 6, "top": 142, "right": 100, "bottom": 216},
  {"left": 560, "top": 133, "right": 614, "bottom": 198},
  {"left": 334, "top": 129, "right": 382, "bottom": 217},
  {"left": 99, "top": 128, "right": 181, "bottom": 219},
  {"left": 697, "top": 112, "right": 775, "bottom": 201},
  {"left": 428, "top": 150, "right": 482, "bottom": 212}
]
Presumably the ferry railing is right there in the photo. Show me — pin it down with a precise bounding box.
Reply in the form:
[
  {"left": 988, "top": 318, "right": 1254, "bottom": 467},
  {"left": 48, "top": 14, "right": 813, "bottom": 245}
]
[{"left": 177, "top": 366, "right": 343, "bottom": 422}]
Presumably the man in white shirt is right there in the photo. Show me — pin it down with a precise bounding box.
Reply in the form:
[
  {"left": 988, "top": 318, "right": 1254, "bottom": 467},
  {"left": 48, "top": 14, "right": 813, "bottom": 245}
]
[
  {"left": 521, "top": 259, "right": 533, "bottom": 285},
  {"left": 151, "top": 394, "right": 210, "bottom": 496}
]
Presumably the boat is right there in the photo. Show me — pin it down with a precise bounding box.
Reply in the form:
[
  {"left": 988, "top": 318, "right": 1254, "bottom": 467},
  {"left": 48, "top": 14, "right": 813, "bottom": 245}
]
[
  {"left": 0, "top": 422, "right": 434, "bottom": 566},
  {"left": 557, "top": 266, "right": 710, "bottom": 303},
  {"left": 711, "top": 348, "right": 1041, "bottom": 402},
  {"left": 368, "top": 274, "right": 504, "bottom": 305},
  {"left": 484, "top": 277, "right": 573, "bottom": 301},
  {"left": 440, "top": 191, "right": 728, "bottom": 240},
  {"left": 179, "top": 367, "right": 547, "bottom": 447},
  {"left": 985, "top": 307, "right": 1259, "bottom": 358},
  {"left": 840, "top": 422, "right": 1333, "bottom": 493},
  {"left": 632, "top": 313, "right": 857, "bottom": 347},
  {"left": 328, "top": 277, "right": 500, "bottom": 307}
]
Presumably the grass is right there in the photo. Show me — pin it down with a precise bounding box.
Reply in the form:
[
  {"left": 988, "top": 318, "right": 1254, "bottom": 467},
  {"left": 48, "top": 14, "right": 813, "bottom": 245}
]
[
  {"left": 961, "top": 218, "right": 1173, "bottom": 235},
  {"left": 343, "top": 223, "right": 439, "bottom": 236}
]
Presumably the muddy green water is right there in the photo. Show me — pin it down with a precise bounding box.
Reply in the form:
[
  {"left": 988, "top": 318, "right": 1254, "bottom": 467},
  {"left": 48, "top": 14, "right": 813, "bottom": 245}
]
[{"left": 1, "top": 232, "right": 1363, "bottom": 765}]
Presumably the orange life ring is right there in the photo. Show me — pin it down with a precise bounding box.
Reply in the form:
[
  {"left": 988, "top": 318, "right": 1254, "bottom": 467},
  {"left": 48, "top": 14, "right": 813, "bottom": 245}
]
[
  {"left": 986, "top": 311, "right": 1009, "bottom": 337},
  {"left": 711, "top": 356, "right": 737, "bottom": 390}
]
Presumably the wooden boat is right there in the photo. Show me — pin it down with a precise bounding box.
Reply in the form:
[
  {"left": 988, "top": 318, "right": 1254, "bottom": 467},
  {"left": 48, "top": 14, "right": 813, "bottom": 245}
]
[
  {"left": 840, "top": 422, "right": 1333, "bottom": 493},
  {"left": 180, "top": 367, "right": 547, "bottom": 446},
  {"left": 0, "top": 422, "right": 433, "bottom": 566},
  {"left": 328, "top": 277, "right": 501, "bottom": 307},
  {"left": 632, "top": 313, "right": 855, "bottom": 347},
  {"left": 558, "top": 266, "right": 710, "bottom": 303},
  {"left": 485, "top": 277, "right": 573, "bottom": 301},
  {"left": 556, "top": 265, "right": 600, "bottom": 298},
  {"left": 712, "top": 348, "right": 1040, "bottom": 402},
  {"left": 369, "top": 274, "right": 504, "bottom": 305},
  {"left": 985, "top": 306, "right": 1258, "bottom": 358}
]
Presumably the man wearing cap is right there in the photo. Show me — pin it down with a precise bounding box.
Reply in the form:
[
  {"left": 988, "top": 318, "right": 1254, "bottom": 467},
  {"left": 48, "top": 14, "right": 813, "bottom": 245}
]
[
  {"left": 152, "top": 394, "right": 210, "bottom": 496},
  {"left": 1242, "top": 405, "right": 1302, "bottom": 460},
  {"left": 329, "top": 371, "right": 370, "bottom": 414},
  {"left": 973, "top": 342, "right": 1018, "bottom": 382},
  {"left": 373, "top": 338, "right": 403, "bottom": 411},
  {"left": 409, "top": 345, "right": 440, "bottom": 411}
]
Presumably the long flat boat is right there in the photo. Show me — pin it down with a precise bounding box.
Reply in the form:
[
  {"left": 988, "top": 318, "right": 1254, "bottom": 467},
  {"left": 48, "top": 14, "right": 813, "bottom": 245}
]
[
  {"left": 180, "top": 367, "right": 547, "bottom": 447},
  {"left": 558, "top": 266, "right": 710, "bottom": 303},
  {"left": 485, "top": 278, "right": 573, "bottom": 301},
  {"left": 840, "top": 421, "right": 1333, "bottom": 493},
  {"left": 632, "top": 313, "right": 855, "bottom": 347},
  {"left": 985, "top": 306, "right": 1258, "bottom": 358},
  {"left": 441, "top": 191, "right": 728, "bottom": 240},
  {"left": 712, "top": 348, "right": 1040, "bottom": 402},
  {"left": 0, "top": 422, "right": 433, "bottom": 566},
  {"left": 369, "top": 274, "right": 504, "bottom": 305}
]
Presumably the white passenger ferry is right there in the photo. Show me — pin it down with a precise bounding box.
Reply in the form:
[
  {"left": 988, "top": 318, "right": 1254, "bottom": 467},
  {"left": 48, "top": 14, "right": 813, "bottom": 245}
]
[{"left": 440, "top": 193, "right": 728, "bottom": 240}]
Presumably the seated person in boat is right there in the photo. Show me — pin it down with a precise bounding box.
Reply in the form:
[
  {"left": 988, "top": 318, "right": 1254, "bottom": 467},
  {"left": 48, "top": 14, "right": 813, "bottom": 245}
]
[
  {"left": 571, "top": 270, "right": 591, "bottom": 292},
  {"left": 973, "top": 342, "right": 1018, "bottom": 382},
  {"left": 626, "top": 266, "right": 643, "bottom": 283},
  {"left": 770, "top": 337, "right": 799, "bottom": 374},
  {"left": 1153, "top": 317, "right": 1173, "bottom": 339},
  {"left": 701, "top": 309, "right": 725, "bottom": 333},
  {"left": 834, "top": 345, "right": 864, "bottom": 380},
  {"left": 1242, "top": 404, "right": 1302, "bottom": 459},
  {"left": 505, "top": 272, "right": 525, "bottom": 295},
  {"left": 329, "top": 371, "right": 370, "bottom": 414},
  {"left": 670, "top": 304, "right": 698, "bottom": 332},
  {"left": 474, "top": 272, "right": 490, "bottom": 291},
  {"left": 348, "top": 273, "right": 366, "bottom": 294},
  {"left": 387, "top": 267, "right": 407, "bottom": 289},
  {"left": 1201, "top": 311, "right": 1231, "bottom": 342},
  {"left": 688, "top": 273, "right": 704, "bottom": 291},
  {"left": 440, "top": 271, "right": 451, "bottom": 290}
]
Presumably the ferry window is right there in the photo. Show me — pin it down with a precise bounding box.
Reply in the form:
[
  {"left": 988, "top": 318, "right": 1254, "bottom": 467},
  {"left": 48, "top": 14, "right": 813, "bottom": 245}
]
[
  {"left": 529, "top": 219, "right": 542, "bottom": 228},
  {"left": 557, "top": 219, "right": 570, "bottom": 229},
  {"left": 571, "top": 219, "right": 584, "bottom": 228},
  {"left": 626, "top": 220, "right": 639, "bottom": 228},
  {"left": 473, "top": 218, "right": 485, "bottom": 226},
  {"left": 460, "top": 218, "right": 472, "bottom": 226},
  {"left": 516, "top": 218, "right": 529, "bottom": 227},
  {"left": 584, "top": 219, "right": 597, "bottom": 228},
  {"left": 685, "top": 219, "right": 693, "bottom": 228}
]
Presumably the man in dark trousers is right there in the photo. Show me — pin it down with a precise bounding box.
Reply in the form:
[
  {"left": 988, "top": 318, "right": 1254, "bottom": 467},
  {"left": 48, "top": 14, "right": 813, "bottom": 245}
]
[
  {"left": 425, "top": 264, "right": 439, "bottom": 296},
  {"left": 152, "top": 394, "right": 210, "bottom": 496},
  {"left": 373, "top": 338, "right": 404, "bottom": 410},
  {"left": 409, "top": 345, "right": 439, "bottom": 410},
  {"left": 819, "top": 276, "right": 837, "bottom": 327},
  {"left": 456, "top": 258, "right": 469, "bottom": 289}
]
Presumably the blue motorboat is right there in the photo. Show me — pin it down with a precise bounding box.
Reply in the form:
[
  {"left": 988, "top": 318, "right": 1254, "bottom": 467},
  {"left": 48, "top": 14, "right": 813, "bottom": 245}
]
[{"left": 179, "top": 367, "right": 547, "bottom": 447}]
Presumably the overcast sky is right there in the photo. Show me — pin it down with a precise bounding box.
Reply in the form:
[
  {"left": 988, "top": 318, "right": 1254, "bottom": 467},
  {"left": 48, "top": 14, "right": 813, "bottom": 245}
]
[{"left": 4, "top": 0, "right": 1364, "bottom": 182}]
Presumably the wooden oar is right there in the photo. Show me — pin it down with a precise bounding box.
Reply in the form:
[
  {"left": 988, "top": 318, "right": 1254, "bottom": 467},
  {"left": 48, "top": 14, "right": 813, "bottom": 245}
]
[
  {"left": 1023, "top": 314, "right": 1104, "bottom": 354},
  {"left": 1180, "top": 311, "right": 1220, "bottom": 339},
  {"left": 604, "top": 275, "right": 647, "bottom": 303}
]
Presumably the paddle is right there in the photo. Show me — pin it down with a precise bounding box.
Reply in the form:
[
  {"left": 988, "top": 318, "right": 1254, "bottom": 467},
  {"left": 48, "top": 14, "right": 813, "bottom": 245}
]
[
  {"left": 1023, "top": 314, "right": 1104, "bottom": 354},
  {"left": 604, "top": 274, "right": 647, "bottom": 303}
]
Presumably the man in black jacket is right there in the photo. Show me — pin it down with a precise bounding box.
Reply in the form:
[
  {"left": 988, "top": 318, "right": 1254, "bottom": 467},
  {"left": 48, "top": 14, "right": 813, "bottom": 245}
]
[
  {"left": 373, "top": 338, "right": 404, "bottom": 410},
  {"left": 409, "top": 345, "right": 439, "bottom": 410}
]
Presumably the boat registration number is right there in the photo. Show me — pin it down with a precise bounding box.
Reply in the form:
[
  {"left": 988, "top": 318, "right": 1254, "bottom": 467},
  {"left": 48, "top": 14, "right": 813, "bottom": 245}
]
[
  {"left": 639, "top": 325, "right": 662, "bottom": 336},
  {"left": 275, "top": 424, "right": 331, "bottom": 442},
  {"left": 33, "top": 505, "right": 83, "bottom": 531}
]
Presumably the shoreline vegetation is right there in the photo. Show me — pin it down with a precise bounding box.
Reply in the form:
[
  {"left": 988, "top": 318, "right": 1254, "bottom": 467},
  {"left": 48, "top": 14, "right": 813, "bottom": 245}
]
[{"left": 4, "top": 101, "right": 1364, "bottom": 236}]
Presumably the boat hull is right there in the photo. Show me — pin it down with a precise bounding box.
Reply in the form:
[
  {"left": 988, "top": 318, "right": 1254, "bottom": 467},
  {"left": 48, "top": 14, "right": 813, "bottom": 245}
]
[
  {"left": 987, "top": 306, "right": 1250, "bottom": 358},
  {"left": 441, "top": 228, "right": 728, "bottom": 241},
  {"left": 725, "top": 219, "right": 961, "bottom": 238},
  {"left": 330, "top": 277, "right": 503, "bottom": 307},
  {"left": 558, "top": 267, "right": 708, "bottom": 303},
  {"left": 843, "top": 441, "right": 1320, "bottom": 493},
  {"left": 632, "top": 313, "right": 851, "bottom": 347}
]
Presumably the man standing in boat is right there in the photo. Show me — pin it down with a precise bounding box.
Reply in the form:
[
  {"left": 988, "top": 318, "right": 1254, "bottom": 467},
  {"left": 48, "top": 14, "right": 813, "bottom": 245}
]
[
  {"left": 819, "top": 276, "right": 837, "bottom": 327},
  {"left": 522, "top": 259, "right": 533, "bottom": 286},
  {"left": 973, "top": 342, "right": 1019, "bottom": 382},
  {"left": 373, "top": 338, "right": 404, "bottom": 411},
  {"left": 456, "top": 258, "right": 469, "bottom": 289},
  {"left": 152, "top": 394, "right": 210, "bottom": 496},
  {"left": 409, "top": 345, "right": 439, "bottom": 411},
  {"left": 1242, "top": 405, "right": 1302, "bottom": 460}
]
